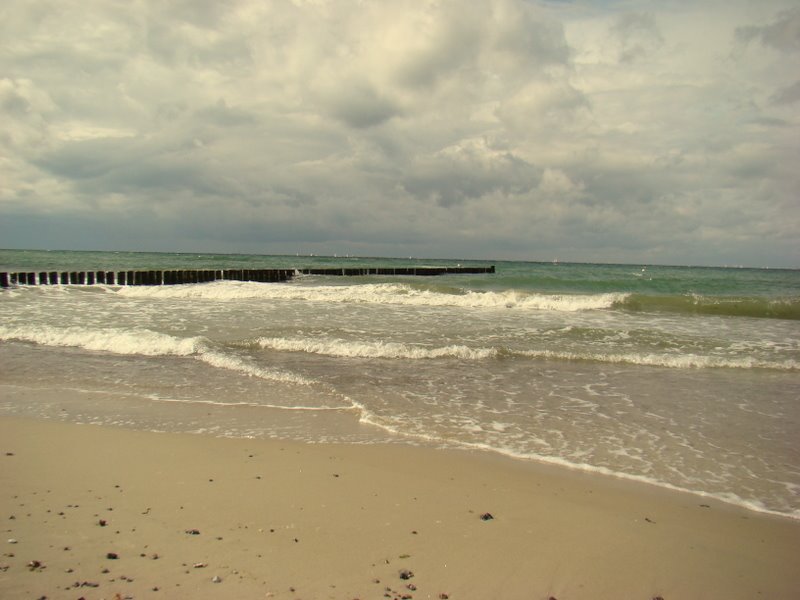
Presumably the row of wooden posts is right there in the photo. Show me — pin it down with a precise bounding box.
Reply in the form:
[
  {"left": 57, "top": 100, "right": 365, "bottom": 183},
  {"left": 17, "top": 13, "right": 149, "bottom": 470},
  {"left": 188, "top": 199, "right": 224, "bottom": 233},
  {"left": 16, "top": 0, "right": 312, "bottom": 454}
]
[{"left": 1, "top": 266, "right": 494, "bottom": 288}]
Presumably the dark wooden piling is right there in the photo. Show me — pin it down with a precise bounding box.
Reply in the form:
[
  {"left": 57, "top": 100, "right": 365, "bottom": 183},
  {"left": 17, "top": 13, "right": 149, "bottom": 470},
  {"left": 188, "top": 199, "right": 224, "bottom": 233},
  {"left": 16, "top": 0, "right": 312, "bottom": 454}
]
[{"left": 0, "top": 265, "right": 493, "bottom": 288}]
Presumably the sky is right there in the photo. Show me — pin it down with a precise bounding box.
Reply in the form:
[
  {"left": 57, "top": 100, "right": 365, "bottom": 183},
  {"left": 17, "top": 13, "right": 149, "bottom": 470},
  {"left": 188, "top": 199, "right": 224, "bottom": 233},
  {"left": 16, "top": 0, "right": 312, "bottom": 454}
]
[{"left": 1, "top": 0, "right": 798, "bottom": 267}]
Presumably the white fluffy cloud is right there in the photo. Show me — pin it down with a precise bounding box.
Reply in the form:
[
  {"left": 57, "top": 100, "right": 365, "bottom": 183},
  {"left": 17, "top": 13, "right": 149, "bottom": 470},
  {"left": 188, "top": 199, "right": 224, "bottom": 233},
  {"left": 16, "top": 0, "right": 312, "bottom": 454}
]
[{"left": 1, "top": 0, "right": 798, "bottom": 266}]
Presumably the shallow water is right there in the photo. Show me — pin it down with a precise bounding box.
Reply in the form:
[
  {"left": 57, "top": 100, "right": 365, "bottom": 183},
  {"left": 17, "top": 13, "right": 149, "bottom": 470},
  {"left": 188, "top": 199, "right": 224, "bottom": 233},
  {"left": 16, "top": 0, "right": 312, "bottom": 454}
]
[{"left": 1, "top": 251, "right": 798, "bottom": 519}]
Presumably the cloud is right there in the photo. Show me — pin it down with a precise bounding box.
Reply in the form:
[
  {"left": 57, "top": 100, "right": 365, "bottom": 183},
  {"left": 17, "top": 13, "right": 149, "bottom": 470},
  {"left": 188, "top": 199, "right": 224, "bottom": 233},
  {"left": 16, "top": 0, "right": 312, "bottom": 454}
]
[
  {"left": 735, "top": 6, "right": 800, "bottom": 53},
  {"left": 771, "top": 80, "right": 800, "bottom": 104},
  {"left": 0, "top": 0, "right": 798, "bottom": 266},
  {"left": 610, "top": 12, "right": 664, "bottom": 63}
]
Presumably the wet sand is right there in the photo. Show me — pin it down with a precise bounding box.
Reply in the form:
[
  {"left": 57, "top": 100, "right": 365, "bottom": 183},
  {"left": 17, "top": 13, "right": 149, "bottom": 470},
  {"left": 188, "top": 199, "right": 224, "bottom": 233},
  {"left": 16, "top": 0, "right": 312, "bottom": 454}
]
[{"left": 1, "top": 415, "right": 799, "bottom": 599}]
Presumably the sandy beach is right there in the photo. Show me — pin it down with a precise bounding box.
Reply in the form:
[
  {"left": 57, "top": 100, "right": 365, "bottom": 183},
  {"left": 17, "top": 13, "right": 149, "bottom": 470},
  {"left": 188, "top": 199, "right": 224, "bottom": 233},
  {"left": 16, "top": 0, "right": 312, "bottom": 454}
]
[{"left": 1, "top": 416, "right": 799, "bottom": 600}]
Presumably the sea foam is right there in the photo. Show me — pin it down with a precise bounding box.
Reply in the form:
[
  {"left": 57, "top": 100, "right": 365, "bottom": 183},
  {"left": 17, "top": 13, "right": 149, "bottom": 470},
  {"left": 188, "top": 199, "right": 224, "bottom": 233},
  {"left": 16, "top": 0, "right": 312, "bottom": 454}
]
[
  {"left": 255, "top": 336, "right": 497, "bottom": 360},
  {"left": 115, "top": 280, "right": 626, "bottom": 312},
  {"left": 0, "top": 324, "right": 317, "bottom": 386}
]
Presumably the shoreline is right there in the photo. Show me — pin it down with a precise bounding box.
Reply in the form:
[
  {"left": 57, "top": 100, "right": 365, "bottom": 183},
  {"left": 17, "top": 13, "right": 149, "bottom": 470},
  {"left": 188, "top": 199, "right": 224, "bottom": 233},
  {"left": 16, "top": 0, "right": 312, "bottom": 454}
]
[
  {"left": 2, "top": 415, "right": 799, "bottom": 599},
  {"left": 5, "top": 379, "right": 798, "bottom": 524}
]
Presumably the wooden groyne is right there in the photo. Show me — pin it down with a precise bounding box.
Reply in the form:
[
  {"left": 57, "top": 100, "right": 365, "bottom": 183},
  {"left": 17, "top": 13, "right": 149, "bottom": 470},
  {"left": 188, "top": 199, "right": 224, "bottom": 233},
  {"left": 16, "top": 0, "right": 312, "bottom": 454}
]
[{"left": 0, "top": 266, "right": 494, "bottom": 288}]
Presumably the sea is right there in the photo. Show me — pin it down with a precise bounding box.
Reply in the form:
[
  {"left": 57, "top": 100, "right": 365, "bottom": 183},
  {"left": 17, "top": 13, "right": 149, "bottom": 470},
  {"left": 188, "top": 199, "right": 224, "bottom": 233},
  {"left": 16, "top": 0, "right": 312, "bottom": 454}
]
[{"left": 1, "top": 249, "right": 798, "bottom": 520}]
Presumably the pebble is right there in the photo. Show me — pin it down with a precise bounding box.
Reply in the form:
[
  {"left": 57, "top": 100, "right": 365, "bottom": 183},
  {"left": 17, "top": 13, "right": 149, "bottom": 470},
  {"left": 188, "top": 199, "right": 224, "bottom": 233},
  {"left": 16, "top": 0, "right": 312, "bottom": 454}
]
[
  {"left": 27, "top": 560, "right": 43, "bottom": 571},
  {"left": 479, "top": 512, "right": 494, "bottom": 521},
  {"left": 7, "top": 539, "right": 17, "bottom": 544},
  {"left": 399, "top": 569, "right": 414, "bottom": 580},
  {"left": 212, "top": 575, "right": 222, "bottom": 583}
]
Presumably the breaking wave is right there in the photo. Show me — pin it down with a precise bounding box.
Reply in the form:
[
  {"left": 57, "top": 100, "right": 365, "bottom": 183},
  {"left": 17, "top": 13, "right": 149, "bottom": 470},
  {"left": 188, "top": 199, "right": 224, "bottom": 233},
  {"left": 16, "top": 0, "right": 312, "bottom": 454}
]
[
  {"left": 251, "top": 335, "right": 797, "bottom": 371},
  {"left": 116, "top": 281, "right": 626, "bottom": 312},
  {"left": 0, "top": 324, "right": 313, "bottom": 386}
]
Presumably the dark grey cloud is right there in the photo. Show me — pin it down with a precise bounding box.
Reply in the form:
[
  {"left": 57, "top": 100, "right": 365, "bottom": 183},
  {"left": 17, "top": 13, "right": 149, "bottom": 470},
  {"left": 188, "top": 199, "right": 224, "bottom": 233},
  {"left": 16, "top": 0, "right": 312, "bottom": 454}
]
[
  {"left": 736, "top": 7, "right": 800, "bottom": 53},
  {"left": 610, "top": 12, "right": 663, "bottom": 62},
  {"left": 771, "top": 80, "right": 800, "bottom": 104}
]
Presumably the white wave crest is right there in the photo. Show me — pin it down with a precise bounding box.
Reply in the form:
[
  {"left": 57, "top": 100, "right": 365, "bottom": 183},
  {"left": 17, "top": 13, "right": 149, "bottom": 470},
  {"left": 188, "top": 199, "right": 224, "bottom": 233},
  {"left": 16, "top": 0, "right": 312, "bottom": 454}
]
[
  {"left": 0, "top": 324, "right": 203, "bottom": 356},
  {"left": 0, "top": 324, "right": 318, "bottom": 385},
  {"left": 199, "top": 350, "right": 314, "bottom": 385},
  {"left": 115, "top": 281, "right": 626, "bottom": 312},
  {"left": 256, "top": 337, "right": 497, "bottom": 360},
  {"left": 519, "top": 349, "right": 798, "bottom": 371}
]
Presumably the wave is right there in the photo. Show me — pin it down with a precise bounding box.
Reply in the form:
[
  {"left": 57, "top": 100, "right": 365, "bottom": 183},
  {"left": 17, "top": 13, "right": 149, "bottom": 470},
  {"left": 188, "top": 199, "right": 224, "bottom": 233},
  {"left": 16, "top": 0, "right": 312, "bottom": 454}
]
[
  {"left": 252, "top": 335, "right": 798, "bottom": 371},
  {"left": 516, "top": 349, "right": 798, "bottom": 371},
  {"left": 0, "top": 324, "right": 203, "bottom": 356},
  {"left": 116, "top": 280, "right": 626, "bottom": 312},
  {"left": 0, "top": 325, "right": 314, "bottom": 386},
  {"left": 618, "top": 293, "right": 800, "bottom": 320},
  {"left": 254, "top": 337, "right": 498, "bottom": 360},
  {"left": 351, "top": 406, "right": 800, "bottom": 521}
]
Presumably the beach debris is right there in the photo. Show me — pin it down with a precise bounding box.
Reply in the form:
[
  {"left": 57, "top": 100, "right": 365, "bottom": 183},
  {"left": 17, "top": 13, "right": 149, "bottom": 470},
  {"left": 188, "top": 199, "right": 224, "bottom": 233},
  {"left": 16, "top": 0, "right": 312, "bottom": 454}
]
[
  {"left": 439, "top": 594, "right": 449, "bottom": 599},
  {"left": 652, "top": 597, "right": 665, "bottom": 600},
  {"left": 212, "top": 575, "right": 222, "bottom": 583},
  {"left": 399, "top": 569, "right": 414, "bottom": 580},
  {"left": 185, "top": 528, "right": 201, "bottom": 535},
  {"left": 193, "top": 562, "right": 208, "bottom": 568},
  {"left": 644, "top": 517, "right": 656, "bottom": 524},
  {"left": 699, "top": 504, "right": 710, "bottom": 508},
  {"left": 27, "top": 559, "right": 44, "bottom": 571},
  {"left": 7, "top": 538, "right": 17, "bottom": 544},
  {"left": 479, "top": 512, "right": 494, "bottom": 521},
  {"left": 106, "top": 552, "right": 119, "bottom": 559}
]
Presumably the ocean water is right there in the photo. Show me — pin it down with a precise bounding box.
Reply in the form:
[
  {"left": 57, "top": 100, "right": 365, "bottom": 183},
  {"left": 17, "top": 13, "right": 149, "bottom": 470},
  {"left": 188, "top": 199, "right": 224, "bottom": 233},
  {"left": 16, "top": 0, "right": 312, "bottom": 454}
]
[{"left": 1, "top": 249, "right": 798, "bottom": 519}]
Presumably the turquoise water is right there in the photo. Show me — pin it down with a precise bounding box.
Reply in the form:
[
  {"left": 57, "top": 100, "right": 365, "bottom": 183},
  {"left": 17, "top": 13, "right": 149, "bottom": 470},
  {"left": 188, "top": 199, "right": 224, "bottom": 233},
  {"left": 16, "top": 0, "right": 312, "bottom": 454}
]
[{"left": 1, "top": 249, "right": 799, "bottom": 518}]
